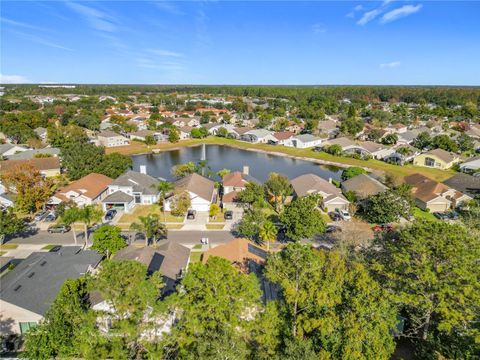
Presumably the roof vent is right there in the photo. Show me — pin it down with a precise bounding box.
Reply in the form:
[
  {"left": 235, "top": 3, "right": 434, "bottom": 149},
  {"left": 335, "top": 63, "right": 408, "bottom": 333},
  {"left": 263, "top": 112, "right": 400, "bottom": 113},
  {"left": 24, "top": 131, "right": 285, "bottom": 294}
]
[
  {"left": 14, "top": 285, "right": 21, "bottom": 291},
  {"left": 28, "top": 272, "right": 35, "bottom": 278},
  {"left": 40, "top": 261, "right": 47, "bottom": 266}
]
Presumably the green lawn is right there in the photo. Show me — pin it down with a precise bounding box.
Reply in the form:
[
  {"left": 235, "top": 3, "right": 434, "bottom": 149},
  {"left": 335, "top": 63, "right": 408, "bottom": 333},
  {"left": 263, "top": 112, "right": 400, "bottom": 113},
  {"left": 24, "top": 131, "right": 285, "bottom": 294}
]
[
  {"left": 192, "top": 244, "right": 203, "bottom": 250},
  {"left": 413, "top": 207, "right": 439, "bottom": 221},
  {"left": 108, "top": 136, "right": 454, "bottom": 182},
  {"left": 119, "top": 205, "right": 184, "bottom": 223},
  {"left": 206, "top": 224, "right": 225, "bottom": 230},
  {"left": 189, "top": 252, "right": 203, "bottom": 263},
  {"left": 0, "top": 244, "right": 18, "bottom": 250},
  {"left": 0, "top": 251, "right": 6, "bottom": 256}
]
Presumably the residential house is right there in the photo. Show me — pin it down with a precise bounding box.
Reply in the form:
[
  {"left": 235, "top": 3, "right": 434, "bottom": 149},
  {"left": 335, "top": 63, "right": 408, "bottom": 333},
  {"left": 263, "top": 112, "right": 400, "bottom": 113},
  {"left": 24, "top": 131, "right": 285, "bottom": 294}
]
[
  {"left": 321, "top": 137, "right": 359, "bottom": 152},
  {"left": 341, "top": 174, "right": 388, "bottom": 200},
  {"left": 50, "top": 173, "right": 112, "bottom": 207},
  {"left": 0, "top": 144, "right": 28, "bottom": 158},
  {"left": 317, "top": 120, "right": 339, "bottom": 139},
  {"left": 240, "top": 129, "right": 277, "bottom": 144},
  {"left": 386, "top": 123, "right": 408, "bottom": 134},
  {"left": 404, "top": 173, "right": 471, "bottom": 212},
  {"left": 102, "top": 170, "right": 160, "bottom": 212},
  {"left": 202, "top": 238, "right": 267, "bottom": 272},
  {"left": 222, "top": 167, "right": 257, "bottom": 203},
  {"left": 5, "top": 147, "right": 60, "bottom": 161},
  {"left": 129, "top": 129, "right": 156, "bottom": 142},
  {"left": 384, "top": 144, "right": 421, "bottom": 165},
  {"left": 459, "top": 156, "right": 480, "bottom": 174},
  {"left": 0, "top": 157, "right": 61, "bottom": 177},
  {"left": 207, "top": 124, "right": 239, "bottom": 138},
  {"left": 413, "top": 149, "right": 461, "bottom": 170},
  {"left": 291, "top": 173, "right": 349, "bottom": 212},
  {"left": 443, "top": 173, "right": 480, "bottom": 198},
  {"left": 112, "top": 242, "right": 190, "bottom": 295},
  {"left": 360, "top": 141, "right": 395, "bottom": 160},
  {"left": 97, "top": 130, "right": 130, "bottom": 148},
  {"left": 178, "top": 126, "right": 193, "bottom": 140},
  {"left": 271, "top": 131, "right": 295, "bottom": 145},
  {"left": 165, "top": 173, "right": 215, "bottom": 212},
  {"left": 0, "top": 247, "right": 102, "bottom": 336},
  {"left": 285, "top": 134, "right": 323, "bottom": 149},
  {"left": 285, "top": 121, "right": 304, "bottom": 134}
]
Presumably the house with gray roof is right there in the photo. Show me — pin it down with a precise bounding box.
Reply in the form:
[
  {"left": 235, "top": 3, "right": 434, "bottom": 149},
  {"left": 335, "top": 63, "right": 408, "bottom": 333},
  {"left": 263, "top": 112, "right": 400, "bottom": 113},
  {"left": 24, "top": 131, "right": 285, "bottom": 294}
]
[
  {"left": 5, "top": 147, "right": 60, "bottom": 161},
  {"left": 165, "top": 173, "right": 216, "bottom": 212},
  {"left": 240, "top": 129, "right": 276, "bottom": 144},
  {"left": 285, "top": 134, "right": 323, "bottom": 149},
  {"left": 291, "top": 173, "right": 349, "bottom": 212},
  {"left": 0, "top": 247, "right": 102, "bottom": 336},
  {"left": 102, "top": 169, "right": 160, "bottom": 212},
  {"left": 341, "top": 174, "right": 388, "bottom": 200},
  {"left": 0, "top": 144, "right": 28, "bottom": 158}
]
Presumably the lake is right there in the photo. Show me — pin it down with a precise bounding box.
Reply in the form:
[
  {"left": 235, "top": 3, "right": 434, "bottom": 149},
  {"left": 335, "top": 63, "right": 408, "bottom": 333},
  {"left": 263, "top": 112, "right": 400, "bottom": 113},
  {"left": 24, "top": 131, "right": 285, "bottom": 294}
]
[{"left": 131, "top": 145, "right": 343, "bottom": 182}]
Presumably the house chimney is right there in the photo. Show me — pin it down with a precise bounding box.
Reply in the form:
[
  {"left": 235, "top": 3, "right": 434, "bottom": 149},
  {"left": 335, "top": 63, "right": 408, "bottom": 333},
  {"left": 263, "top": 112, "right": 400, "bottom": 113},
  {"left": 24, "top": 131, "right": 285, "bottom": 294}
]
[
  {"left": 243, "top": 166, "right": 249, "bottom": 175},
  {"left": 328, "top": 177, "right": 332, "bottom": 184},
  {"left": 139, "top": 165, "right": 147, "bottom": 175}
]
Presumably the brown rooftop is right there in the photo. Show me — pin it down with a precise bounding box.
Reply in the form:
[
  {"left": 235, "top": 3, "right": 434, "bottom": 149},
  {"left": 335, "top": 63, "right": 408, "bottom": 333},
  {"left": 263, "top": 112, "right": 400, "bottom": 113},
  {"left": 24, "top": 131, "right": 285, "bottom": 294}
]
[
  {"left": 0, "top": 157, "right": 60, "bottom": 173},
  {"left": 202, "top": 239, "right": 267, "bottom": 267},
  {"left": 54, "top": 173, "right": 112, "bottom": 202}
]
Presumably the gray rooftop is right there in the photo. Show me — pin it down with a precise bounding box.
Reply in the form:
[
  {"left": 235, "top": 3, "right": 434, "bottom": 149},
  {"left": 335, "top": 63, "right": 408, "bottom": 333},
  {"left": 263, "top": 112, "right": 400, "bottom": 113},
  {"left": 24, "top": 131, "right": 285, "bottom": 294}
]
[
  {"left": 111, "top": 170, "right": 159, "bottom": 195},
  {"left": 0, "top": 247, "right": 102, "bottom": 316},
  {"left": 294, "top": 134, "right": 321, "bottom": 143},
  {"left": 102, "top": 190, "right": 134, "bottom": 203},
  {"left": 6, "top": 148, "right": 60, "bottom": 161}
]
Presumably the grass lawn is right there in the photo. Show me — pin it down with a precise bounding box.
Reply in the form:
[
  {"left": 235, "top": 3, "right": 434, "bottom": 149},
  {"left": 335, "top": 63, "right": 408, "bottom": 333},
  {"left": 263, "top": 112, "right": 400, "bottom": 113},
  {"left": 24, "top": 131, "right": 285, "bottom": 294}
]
[
  {"left": 0, "top": 251, "right": 6, "bottom": 256},
  {"left": 321, "top": 213, "right": 332, "bottom": 223},
  {"left": 192, "top": 244, "right": 203, "bottom": 250},
  {"left": 0, "top": 244, "right": 18, "bottom": 250},
  {"left": 413, "top": 207, "right": 439, "bottom": 221},
  {"left": 189, "top": 252, "right": 203, "bottom": 263},
  {"left": 41, "top": 244, "right": 58, "bottom": 250},
  {"left": 206, "top": 224, "right": 225, "bottom": 230},
  {"left": 119, "top": 205, "right": 184, "bottom": 223},
  {"left": 209, "top": 217, "right": 226, "bottom": 223},
  {"left": 107, "top": 137, "right": 454, "bottom": 182}
]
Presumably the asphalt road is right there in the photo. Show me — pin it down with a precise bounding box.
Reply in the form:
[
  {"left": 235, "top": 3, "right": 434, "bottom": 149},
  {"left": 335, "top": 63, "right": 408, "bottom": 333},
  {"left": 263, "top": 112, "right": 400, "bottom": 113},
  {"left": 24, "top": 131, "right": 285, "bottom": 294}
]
[{"left": 8, "top": 229, "right": 236, "bottom": 246}]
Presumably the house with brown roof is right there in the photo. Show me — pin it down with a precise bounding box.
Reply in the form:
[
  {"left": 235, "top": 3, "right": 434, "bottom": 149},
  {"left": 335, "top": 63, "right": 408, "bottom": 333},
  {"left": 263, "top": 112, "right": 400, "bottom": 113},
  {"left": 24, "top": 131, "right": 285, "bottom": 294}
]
[
  {"left": 50, "top": 173, "right": 112, "bottom": 207},
  {"left": 222, "top": 168, "right": 258, "bottom": 203},
  {"left": 0, "top": 157, "right": 61, "bottom": 177},
  {"left": 404, "top": 173, "right": 471, "bottom": 212},
  {"left": 413, "top": 149, "right": 461, "bottom": 170},
  {"left": 341, "top": 174, "right": 388, "bottom": 200},
  {"left": 291, "top": 173, "right": 349, "bottom": 212},
  {"left": 272, "top": 131, "right": 295, "bottom": 145},
  {"left": 112, "top": 242, "right": 190, "bottom": 295},
  {"left": 202, "top": 238, "right": 267, "bottom": 272},
  {"left": 165, "top": 173, "right": 216, "bottom": 212}
]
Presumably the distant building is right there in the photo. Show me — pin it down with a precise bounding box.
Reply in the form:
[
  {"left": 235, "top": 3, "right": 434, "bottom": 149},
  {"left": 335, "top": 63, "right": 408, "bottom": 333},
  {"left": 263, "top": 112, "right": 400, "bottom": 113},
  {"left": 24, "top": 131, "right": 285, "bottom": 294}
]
[
  {"left": 97, "top": 130, "right": 130, "bottom": 148},
  {"left": 341, "top": 174, "right": 388, "bottom": 200},
  {"left": 285, "top": 134, "right": 323, "bottom": 149},
  {"left": 0, "top": 157, "right": 61, "bottom": 177},
  {"left": 413, "top": 149, "right": 462, "bottom": 170}
]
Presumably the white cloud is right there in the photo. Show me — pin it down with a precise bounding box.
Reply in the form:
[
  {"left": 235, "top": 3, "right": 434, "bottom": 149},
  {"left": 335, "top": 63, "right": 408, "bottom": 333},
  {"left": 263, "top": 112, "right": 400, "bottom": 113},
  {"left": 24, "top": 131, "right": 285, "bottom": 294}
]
[
  {"left": 149, "top": 49, "right": 183, "bottom": 57},
  {"left": 0, "top": 17, "right": 46, "bottom": 31},
  {"left": 357, "top": 9, "right": 382, "bottom": 25},
  {"left": 153, "top": 0, "right": 185, "bottom": 15},
  {"left": 381, "top": 4, "right": 423, "bottom": 24},
  {"left": 66, "top": 2, "right": 117, "bottom": 32},
  {"left": 0, "top": 74, "right": 31, "bottom": 84},
  {"left": 354, "top": 5, "right": 363, "bottom": 11},
  {"left": 380, "top": 61, "right": 401, "bottom": 68},
  {"left": 10, "top": 30, "right": 74, "bottom": 51},
  {"left": 312, "top": 23, "right": 327, "bottom": 34}
]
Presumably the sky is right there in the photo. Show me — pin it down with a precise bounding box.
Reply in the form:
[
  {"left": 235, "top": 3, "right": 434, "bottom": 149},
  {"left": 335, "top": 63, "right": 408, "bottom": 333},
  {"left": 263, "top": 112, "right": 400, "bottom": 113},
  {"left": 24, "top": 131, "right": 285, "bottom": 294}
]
[{"left": 1, "top": 1, "right": 479, "bottom": 85}]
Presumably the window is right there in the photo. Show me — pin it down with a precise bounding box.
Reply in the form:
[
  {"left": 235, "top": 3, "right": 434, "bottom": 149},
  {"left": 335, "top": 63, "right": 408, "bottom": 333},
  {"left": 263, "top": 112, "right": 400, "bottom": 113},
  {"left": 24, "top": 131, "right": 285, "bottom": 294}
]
[
  {"left": 19, "top": 322, "right": 37, "bottom": 335},
  {"left": 424, "top": 157, "right": 435, "bottom": 167}
]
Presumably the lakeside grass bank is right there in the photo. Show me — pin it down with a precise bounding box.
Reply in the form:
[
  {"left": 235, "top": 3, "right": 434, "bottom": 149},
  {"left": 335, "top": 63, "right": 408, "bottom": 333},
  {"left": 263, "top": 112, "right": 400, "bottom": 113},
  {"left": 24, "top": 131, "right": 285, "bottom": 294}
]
[{"left": 106, "top": 137, "right": 454, "bottom": 182}]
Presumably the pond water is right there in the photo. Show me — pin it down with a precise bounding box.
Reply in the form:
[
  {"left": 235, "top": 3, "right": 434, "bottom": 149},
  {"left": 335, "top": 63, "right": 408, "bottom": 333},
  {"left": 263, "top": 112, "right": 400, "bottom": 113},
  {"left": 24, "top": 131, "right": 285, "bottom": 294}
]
[{"left": 131, "top": 145, "right": 343, "bottom": 182}]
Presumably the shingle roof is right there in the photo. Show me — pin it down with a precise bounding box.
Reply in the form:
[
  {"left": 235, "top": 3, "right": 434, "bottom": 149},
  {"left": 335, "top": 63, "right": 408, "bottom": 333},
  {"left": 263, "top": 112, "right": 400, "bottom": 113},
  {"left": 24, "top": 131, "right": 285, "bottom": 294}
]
[
  {"left": 174, "top": 173, "right": 214, "bottom": 202},
  {"left": 341, "top": 174, "right": 388, "bottom": 199},
  {"left": 55, "top": 173, "right": 112, "bottom": 202},
  {"left": 6, "top": 148, "right": 60, "bottom": 161},
  {"left": 404, "top": 173, "right": 452, "bottom": 203},
  {"left": 323, "top": 137, "right": 356, "bottom": 148},
  {"left": 291, "top": 173, "right": 342, "bottom": 198},
  {"left": 202, "top": 239, "right": 266, "bottom": 265},
  {"left": 111, "top": 170, "right": 159, "bottom": 195},
  {"left": 443, "top": 173, "right": 480, "bottom": 197},
  {"left": 102, "top": 190, "right": 134, "bottom": 203},
  {"left": 0, "top": 247, "right": 102, "bottom": 316},
  {"left": 273, "top": 131, "right": 294, "bottom": 141},
  {"left": 0, "top": 157, "right": 60, "bottom": 173},
  {"left": 223, "top": 171, "right": 248, "bottom": 187},
  {"left": 423, "top": 148, "right": 459, "bottom": 164},
  {"left": 98, "top": 130, "right": 123, "bottom": 138},
  {"left": 295, "top": 134, "right": 321, "bottom": 143}
]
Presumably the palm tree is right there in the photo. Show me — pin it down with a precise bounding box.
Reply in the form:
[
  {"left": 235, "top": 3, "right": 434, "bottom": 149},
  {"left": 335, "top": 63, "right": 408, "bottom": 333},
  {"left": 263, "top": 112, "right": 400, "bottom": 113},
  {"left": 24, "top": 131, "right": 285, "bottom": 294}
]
[
  {"left": 61, "top": 207, "right": 81, "bottom": 246},
  {"left": 157, "top": 181, "right": 174, "bottom": 222},
  {"left": 259, "top": 221, "right": 277, "bottom": 252},
  {"left": 130, "top": 214, "right": 167, "bottom": 246},
  {"left": 78, "top": 205, "right": 103, "bottom": 246}
]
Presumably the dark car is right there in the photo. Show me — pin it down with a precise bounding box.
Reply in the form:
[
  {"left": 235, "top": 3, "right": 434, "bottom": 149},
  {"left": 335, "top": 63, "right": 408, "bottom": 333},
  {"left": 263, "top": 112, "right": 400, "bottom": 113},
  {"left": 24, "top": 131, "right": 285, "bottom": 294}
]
[
  {"left": 47, "top": 224, "right": 71, "bottom": 234},
  {"left": 433, "top": 212, "right": 449, "bottom": 220},
  {"left": 105, "top": 209, "right": 117, "bottom": 221},
  {"left": 448, "top": 211, "right": 459, "bottom": 220},
  {"left": 328, "top": 212, "right": 342, "bottom": 222},
  {"left": 187, "top": 209, "right": 196, "bottom": 220},
  {"left": 34, "top": 211, "right": 48, "bottom": 222},
  {"left": 44, "top": 212, "right": 56, "bottom": 222},
  {"left": 326, "top": 225, "right": 342, "bottom": 233},
  {"left": 224, "top": 210, "right": 233, "bottom": 220},
  {"left": 49, "top": 245, "right": 62, "bottom": 252}
]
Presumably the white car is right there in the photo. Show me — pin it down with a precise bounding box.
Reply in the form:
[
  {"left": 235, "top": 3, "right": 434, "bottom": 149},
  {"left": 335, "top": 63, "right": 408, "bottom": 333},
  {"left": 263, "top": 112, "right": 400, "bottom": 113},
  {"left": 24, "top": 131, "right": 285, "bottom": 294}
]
[{"left": 336, "top": 209, "right": 351, "bottom": 221}]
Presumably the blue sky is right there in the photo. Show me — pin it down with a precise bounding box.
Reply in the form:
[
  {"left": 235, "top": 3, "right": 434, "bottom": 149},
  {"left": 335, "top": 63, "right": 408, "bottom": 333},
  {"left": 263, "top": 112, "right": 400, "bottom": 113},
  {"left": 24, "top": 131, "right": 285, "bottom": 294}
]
[{"left": 1, "top": 1, "right": 479, "bottom": 85}]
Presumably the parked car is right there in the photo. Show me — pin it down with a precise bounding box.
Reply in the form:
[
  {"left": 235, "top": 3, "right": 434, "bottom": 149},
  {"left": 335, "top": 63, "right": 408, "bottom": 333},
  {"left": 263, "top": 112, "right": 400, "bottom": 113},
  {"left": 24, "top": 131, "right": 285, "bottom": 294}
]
[
  {"left": 224, "top": 210, "right": 233, "bottom": 220},
  {"left": 44, "top": 212, "right": 56, "bottom": 222},
  {"left": 328, "top": 212, "right": 342, "bottom": 222},
  {"left": 34, "top": 211, "right": 48, "bottom": 222},
  {"left": 326, "top": 225, "right": 342, "bottom": 233},
  {"left": 448, "top": 211, "right": 459, "bottom": 220},
  {"left": 433, "top": 212, "right": 450, "bottom": 220},
  {"left": 48, "top": 245, "right": 62, "bottom": 252},
  {"left": 187, "top": 209, "right": 196, "bottom": 220},
  {"left": 336, "top": 209, "right": 351, "bottom": 221},
  {"left": 47, "top": 224, "right": 71, "bottom": 234},
  {"left": 200, "top": 237, "right": 209, "bottom": 244},
  {"left": 104, "top": 209, "right": 117, "bottom": 221}
]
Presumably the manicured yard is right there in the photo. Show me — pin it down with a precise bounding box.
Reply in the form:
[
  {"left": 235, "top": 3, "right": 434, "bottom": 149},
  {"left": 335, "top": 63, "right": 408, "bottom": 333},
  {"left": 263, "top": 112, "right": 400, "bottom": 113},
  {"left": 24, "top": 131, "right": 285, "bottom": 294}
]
[
  {"left": 413, "top": 207, "right": 439, "bottom": 222},
  {"left": 0, "top": 244, "right": 18, "bottom": 250},
  {"left": 192, "top": 244, "right": 203, "bottom": 250},
  {"left": 0, "top": 251, "right": 6, "bottom": 256},
  {"left": 107, "top": 136, "right": 454, "bottom": 182},
  {"left": 41, "top": 244, "right": 58, "bottom": 250},
  {"left": 189, "top": 252, "right": 203, "bottom": 263},
  {"left": 119, "top": 205, "right": 184, "bottom": 223},
  {"left": 206, "top": 224, "right": 225, "bottom": 230}
]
